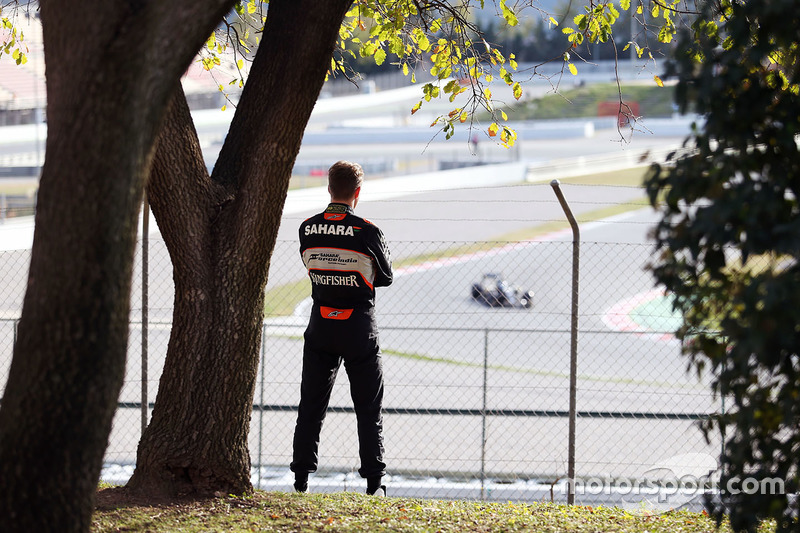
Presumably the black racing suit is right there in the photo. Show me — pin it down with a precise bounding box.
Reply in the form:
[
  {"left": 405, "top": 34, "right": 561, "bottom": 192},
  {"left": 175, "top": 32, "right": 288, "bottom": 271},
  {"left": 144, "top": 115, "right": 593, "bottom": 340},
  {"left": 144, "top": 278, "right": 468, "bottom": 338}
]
[{"left": 290, "top": 202, "right": 393, "bottom": 480}]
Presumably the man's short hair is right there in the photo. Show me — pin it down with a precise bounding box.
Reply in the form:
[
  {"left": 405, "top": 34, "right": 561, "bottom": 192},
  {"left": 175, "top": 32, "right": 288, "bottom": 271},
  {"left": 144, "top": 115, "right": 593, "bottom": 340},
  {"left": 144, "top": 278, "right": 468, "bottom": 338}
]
[{"left": 328, "top": 160, "right": 364, "bottom": 199}]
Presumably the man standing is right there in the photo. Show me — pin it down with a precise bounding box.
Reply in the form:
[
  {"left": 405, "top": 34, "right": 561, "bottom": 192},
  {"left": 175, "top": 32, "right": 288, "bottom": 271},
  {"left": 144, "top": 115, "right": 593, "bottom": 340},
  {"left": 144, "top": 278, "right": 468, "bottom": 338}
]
[{"left": 291, "top": 160, "right": 393, "bottom": 496}]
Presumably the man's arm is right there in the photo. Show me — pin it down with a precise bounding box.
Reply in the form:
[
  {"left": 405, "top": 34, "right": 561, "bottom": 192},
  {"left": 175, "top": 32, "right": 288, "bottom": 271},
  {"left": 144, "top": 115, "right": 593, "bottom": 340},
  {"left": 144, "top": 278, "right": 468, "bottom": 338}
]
[{"left": 367, "top": 226, "right": 393, "bottom": 288}]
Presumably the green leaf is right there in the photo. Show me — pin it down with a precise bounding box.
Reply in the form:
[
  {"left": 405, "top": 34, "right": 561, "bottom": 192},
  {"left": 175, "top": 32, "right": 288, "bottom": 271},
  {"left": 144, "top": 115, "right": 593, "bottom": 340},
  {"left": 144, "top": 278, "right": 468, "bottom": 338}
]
[
  {"left": 374, "top": 47, "right": 386, "bottom": 66},
  {"left": 413, "top": 29, "right": 430, "bottom": 52},
  {"left": 500, "top": 1, "right": 519, "bottom": 27}
]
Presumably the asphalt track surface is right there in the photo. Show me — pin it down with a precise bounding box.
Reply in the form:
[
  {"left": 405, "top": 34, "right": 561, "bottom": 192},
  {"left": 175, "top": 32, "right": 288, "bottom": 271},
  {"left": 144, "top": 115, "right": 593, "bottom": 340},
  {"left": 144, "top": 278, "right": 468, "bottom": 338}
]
[{"left": 0, "top": 131, "right": 721, "bottom": 502}]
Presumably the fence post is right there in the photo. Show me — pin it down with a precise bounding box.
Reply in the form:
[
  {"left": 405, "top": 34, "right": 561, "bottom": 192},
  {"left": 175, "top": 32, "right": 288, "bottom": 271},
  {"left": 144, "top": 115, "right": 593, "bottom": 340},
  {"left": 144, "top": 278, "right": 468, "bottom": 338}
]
[
  {"left": 480, "top": 328, "right": 489, "bottom": 501},
  {"left": 141, "top": 195, "right": 149, "bottom": 437},
  {"left": 257, "top": 323, "right": 267, "bottom": 489},
  {"left": 550, "top": 179, "right": 580, "bottom": 505}
]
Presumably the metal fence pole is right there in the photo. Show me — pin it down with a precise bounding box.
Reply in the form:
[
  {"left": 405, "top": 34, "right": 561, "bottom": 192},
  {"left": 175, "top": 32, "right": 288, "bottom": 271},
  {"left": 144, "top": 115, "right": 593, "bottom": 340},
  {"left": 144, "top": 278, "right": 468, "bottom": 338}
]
[
  {"left": 141, "top": 195, "right": 149, "bottom": 436},
  {"left": 258, "top": 323, "right": 267, "bottom": 489},
  {"left": 550, "top": 179, "right": 580, "bottom": 505},
  {"left": 480, "top": 328, "right": 489, "bottom": 501}
]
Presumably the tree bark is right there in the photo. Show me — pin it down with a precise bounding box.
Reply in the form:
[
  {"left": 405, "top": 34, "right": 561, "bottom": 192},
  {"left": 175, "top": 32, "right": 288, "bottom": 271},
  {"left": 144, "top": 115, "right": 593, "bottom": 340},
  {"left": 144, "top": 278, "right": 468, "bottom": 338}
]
[
  {"left": 128, "top": 0, "right": 355, "bottom": 497},
  {"left": 0, "top": 1, "right": 236, "bottom": 530}
]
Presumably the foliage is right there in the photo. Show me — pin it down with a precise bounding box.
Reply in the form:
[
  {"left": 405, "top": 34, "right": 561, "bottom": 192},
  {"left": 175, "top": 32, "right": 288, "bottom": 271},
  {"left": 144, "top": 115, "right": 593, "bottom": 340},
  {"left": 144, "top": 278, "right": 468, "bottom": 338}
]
[
  {"left": 644, "top": 0, "right": 800, "bottom": 531},
  {"left": 338, "top": 0, "right": 526, "bottom": 146},
  {"left": 204, "top": 0, "right": 688, "bottom": 148},
  {"left": 195, "top": 1, "right": 691, "bottom": 147},
  {"left": 558, "top": 0, "right": 690, "bottom": 87},
  {"left": 0, "top": 2, "right": 29, "bottom": 65},
  {"left": 92, "top": 489, "right": 772, "bottom": 533}
]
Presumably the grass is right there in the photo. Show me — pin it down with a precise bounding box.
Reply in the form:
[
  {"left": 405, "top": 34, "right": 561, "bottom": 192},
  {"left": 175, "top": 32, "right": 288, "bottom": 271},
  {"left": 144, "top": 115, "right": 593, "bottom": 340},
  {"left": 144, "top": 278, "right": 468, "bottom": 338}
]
[
  {"left": 92, "top": 489, "right": 775, "bottom": 532},
  {"left": 265, "top": 277, "right": 312, "bottom": 317},
  {"left": 0, "top": 182, "right": 37, "bottom": 196},
  {"left": 503, "top": 82, "right": 678, "bottom": 121},
  {"left": 382, "top": 345, "right": 701, "bottom": 389}
]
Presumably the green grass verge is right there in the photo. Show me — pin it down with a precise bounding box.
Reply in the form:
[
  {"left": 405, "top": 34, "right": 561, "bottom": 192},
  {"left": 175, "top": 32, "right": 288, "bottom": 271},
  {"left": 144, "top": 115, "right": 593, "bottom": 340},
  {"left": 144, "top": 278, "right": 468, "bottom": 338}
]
[
  {"left": 92, "top": 489, "right": 776, "bottom": 533},
  {"left": 265, "top": 277, "right": 311, "bottom": 317},
  {"left": 0, "top": 183, "right": 37, "bottom": 195},
  {"left": 381, "top": 346, "right": 700, "bottom": 389},
  {"left": 499, "top": 82, "right": 678, "bottom": 121}
]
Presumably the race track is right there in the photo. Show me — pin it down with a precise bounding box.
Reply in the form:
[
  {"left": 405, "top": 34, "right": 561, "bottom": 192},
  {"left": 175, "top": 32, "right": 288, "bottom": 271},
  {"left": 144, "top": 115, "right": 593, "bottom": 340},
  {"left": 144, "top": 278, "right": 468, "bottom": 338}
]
[{"left": 0, "top": 135, "right": 721, "bottom": 503}]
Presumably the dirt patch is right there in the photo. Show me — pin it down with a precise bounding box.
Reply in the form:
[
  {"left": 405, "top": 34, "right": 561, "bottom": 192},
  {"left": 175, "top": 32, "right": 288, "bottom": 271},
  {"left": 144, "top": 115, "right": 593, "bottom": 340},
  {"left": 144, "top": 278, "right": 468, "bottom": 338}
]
[{"left": 94, "top": 487, "right": 215, "bottom": 511}]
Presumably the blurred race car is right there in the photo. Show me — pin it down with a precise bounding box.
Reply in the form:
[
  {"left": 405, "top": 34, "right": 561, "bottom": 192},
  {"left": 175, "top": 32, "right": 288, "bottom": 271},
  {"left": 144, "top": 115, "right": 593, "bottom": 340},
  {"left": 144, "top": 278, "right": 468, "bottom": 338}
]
[{"left": 471, "top": 273, "right": 534, "bottom": 309}]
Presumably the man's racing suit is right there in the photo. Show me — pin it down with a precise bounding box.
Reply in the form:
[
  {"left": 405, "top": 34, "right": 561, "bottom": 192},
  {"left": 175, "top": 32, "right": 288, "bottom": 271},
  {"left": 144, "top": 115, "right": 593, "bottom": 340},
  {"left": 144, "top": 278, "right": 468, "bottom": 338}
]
[{"left": 290, "top": 202, "right": 393, "bottom": 480}]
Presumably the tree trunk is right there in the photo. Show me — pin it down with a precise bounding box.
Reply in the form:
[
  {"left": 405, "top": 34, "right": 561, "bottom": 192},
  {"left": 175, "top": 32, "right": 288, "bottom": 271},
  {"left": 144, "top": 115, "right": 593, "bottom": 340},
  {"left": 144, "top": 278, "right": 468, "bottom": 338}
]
[
  {"left": 0, "top": 1, "right": 236, "bottom": 530},
  {"left": 128, "top": 0, "right": 355, "bottom": 497}
]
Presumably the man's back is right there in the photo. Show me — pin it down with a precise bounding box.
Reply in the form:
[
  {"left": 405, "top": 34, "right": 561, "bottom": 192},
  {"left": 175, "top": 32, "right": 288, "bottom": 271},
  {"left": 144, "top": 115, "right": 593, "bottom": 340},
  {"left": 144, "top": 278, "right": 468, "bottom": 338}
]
[{"left": 300, "top": 203, "right": 392, "bottom": 312}]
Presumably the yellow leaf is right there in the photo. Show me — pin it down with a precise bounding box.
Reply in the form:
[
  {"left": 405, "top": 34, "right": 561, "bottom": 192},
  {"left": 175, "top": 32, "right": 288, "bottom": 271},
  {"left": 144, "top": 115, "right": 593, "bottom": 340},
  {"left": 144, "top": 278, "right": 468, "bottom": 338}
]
[
  {"left": 221, "top": 104, "right": 227, "bottom": 111},
  {"left": 488, "top": 123, "right": 499, "bottom": 137},
  {"left": 654, "top": 75, "right": 664, "bottom": 87},
  {"left": 459, "top": 111, "right": 467, "bottom": 123},
  {"left": 501, "top": 110, "right": 508, "bottom": 121},
  {"left": 568, "top": 63, "right": 578, "bottom": 75},
  {"left": 513, "top": 82, "right": 523, "bottom": 100},
  {"left": 237, "top": 59, "right": 244, "bottom": 69}
]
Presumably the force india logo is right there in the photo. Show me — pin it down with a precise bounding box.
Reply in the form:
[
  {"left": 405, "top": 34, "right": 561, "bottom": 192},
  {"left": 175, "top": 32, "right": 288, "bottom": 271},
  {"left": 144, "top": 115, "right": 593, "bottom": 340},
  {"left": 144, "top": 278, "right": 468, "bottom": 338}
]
[
  {"left": 304, "top": 223, "right": 360, "bottom": 236},
  {"left": 306, "top": 252, "right": 357, "bottom": 266}
]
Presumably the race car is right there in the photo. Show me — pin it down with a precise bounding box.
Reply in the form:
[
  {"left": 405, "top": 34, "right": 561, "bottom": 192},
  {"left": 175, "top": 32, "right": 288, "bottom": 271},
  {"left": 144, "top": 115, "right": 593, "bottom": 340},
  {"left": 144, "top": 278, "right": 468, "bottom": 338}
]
[{"left": 470, "top": 273, "right": 534, "bottom": 309}]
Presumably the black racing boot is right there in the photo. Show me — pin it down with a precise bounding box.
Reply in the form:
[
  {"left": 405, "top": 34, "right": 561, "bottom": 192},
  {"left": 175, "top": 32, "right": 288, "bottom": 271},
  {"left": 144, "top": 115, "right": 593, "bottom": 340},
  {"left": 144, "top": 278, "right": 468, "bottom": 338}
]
[
  {"left": 366, "top": 476, "right": 386, "bottom": 497},
  {"left": 294, "top": 473, "right": 309, "bottom": 493}
]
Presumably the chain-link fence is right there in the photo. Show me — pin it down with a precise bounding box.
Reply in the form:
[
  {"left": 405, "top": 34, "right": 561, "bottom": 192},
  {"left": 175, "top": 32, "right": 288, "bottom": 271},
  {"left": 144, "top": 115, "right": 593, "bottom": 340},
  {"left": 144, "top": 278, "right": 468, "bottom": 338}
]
[{"left": 0, "top": 227, "right": 724, "bottom": 504}]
